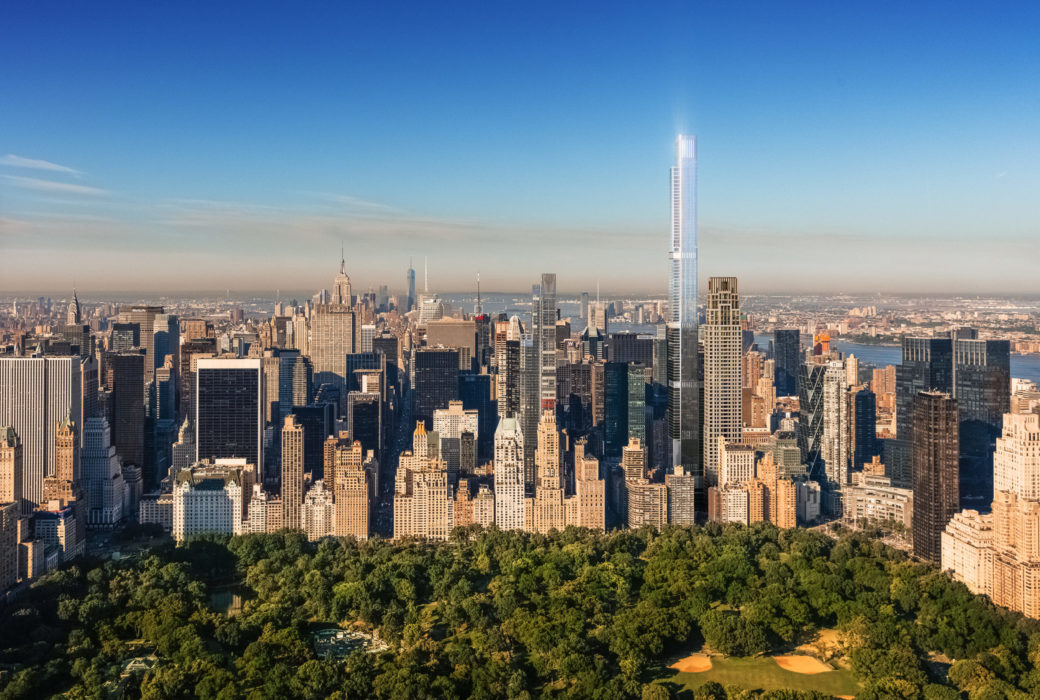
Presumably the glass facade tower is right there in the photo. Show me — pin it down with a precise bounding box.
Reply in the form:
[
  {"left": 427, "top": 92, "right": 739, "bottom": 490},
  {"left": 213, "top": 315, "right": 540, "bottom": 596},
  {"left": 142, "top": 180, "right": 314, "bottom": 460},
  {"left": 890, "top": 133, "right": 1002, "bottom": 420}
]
[{"left": 667, "top": 134, "right": 702, "bottom": 513}]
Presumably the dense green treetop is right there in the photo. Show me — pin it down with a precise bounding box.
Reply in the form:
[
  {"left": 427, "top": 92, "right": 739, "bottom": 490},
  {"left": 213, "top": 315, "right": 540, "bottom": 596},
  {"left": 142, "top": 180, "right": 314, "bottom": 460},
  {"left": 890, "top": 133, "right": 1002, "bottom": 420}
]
[{"left": 1, "top": 524, "right": 1038, "bottom": 699}]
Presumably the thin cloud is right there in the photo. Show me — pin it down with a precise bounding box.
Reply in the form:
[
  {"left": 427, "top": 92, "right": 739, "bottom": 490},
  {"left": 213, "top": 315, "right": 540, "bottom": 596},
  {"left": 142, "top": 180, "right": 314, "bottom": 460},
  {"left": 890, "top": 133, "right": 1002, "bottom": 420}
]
[
  {"left": 1, "top": 154, "right": 81, "bottom": 175},
  {"left": 3, "top": 175, "right": 108, "bottom": 196}
]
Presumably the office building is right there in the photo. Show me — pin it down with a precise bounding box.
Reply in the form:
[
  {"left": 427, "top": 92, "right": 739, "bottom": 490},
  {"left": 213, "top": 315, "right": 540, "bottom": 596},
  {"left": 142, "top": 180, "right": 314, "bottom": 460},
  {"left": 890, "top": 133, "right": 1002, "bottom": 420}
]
[
  {"left": 109, "top": 350, "right": 146, "bottom": 475},
  {"left": 81, "top": 417, "right": 125, "bottom": 528},
  {"left": 412, "top": 347, "right": 460, "bottom": 428},
  {"left": 702, "top": 277, "right": 742, "bottom": 485},
  {"left": 954, "top": 339, "right": 1010, "bottom": 507},
  {"left": 310, "top": 302, "right": 356, "bottom": 414},
  {"left": 893, "top": 337, "right": 954, "bottom": 488},
  {"left": 912, "top": 391, "right": 959, "bottom": 563},
  {"left": 773, "top": 329, "right": 800, "bottom": 397},
  {"left": 195, "top": 359, "right": 264, "bottom": 473},
  {"left": 0, "top": 356, "right": 82, "bottom": 509},
  {"left": 667, "top": 135, "right": 701, "bottom": 512}
]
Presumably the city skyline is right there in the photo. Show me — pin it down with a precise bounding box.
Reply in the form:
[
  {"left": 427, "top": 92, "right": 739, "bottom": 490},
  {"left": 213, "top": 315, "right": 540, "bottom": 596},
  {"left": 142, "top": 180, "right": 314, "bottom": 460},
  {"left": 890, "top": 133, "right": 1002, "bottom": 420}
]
[{"left": 3, "top": 3, "right": 1039, "bottom": 295}]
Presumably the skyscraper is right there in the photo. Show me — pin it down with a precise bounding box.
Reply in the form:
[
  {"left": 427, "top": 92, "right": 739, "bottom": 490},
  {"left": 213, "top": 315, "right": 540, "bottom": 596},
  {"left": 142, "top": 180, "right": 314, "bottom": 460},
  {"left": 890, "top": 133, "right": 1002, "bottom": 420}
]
[
  {"left": 309, "top": 303, "right": 356, "bottom": 415},
  {"left": 702, "top": 277, "right": 742, "bottom": 485},
  {"left": 0, "top": 356, "right": 82, "bottom": 510},
  {"left": 532, "top": 273, "right": 558, "bottom": 411},
  {"left": 0, "top": 427, "right": 23, "bottom": 514},
  {"left": 412, "top": 348, "right": 460, "bottom": 428},
  {"left": 108, "top": 351, "right": 146, "bottom": 472},
  {"left": 493, "top": 417, "right": 525, "bottom": 531},
  {"left": 331, "top": 248, "right": 352, "bottom": 306},
  {"left": 281, "top": 415, "right": 304, "bottom": 530},
  {"left": 81, "top": 417, "right": 124, "bottom": 528},
  {"left": 406, "top": 261, "right": 416, "bottom": 312},
  {"left": 912, "top": 391, "right": 959, "bottom": 563},
  {"left": 667, "top": 135, "right": 701, "bottom": 511},
  {"left": 954, "top": 339, "right": 1010, "bottom": 507},
  {"left": 893, "top": 337, "right": 953, "bottom": 488},
  {"left": 773, "top": 329, "right": 800, "bottom": 397},
  {"left": 195, "top": 359, "right": 264, "bottom": 474}
]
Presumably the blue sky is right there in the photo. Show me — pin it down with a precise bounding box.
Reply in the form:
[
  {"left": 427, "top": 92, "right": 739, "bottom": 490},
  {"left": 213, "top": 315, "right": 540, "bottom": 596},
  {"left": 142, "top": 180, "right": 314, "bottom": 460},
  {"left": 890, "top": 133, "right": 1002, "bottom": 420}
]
[{"left": 2, "top": 2, "right": 1038, "bottom": 295}]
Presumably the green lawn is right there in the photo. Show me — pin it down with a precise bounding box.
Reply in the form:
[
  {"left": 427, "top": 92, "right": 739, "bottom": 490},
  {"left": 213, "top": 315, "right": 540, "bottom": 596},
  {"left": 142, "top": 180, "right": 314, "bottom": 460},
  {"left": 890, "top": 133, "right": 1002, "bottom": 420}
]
[{"left": 660, "top": 656, "right": 861, "bottom": 697}]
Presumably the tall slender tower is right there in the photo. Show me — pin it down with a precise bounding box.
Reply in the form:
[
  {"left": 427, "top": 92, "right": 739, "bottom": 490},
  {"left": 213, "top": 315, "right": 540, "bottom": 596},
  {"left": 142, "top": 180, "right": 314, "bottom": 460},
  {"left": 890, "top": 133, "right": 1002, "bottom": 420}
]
[
  {"left": 532, "top": 273, "right": 558, "bottom": 411},
  {"left": 912, "top": 391, "right": 959, "bottom": 563},
  {"left": 668, "top": 135, "right": 701, "bottom": 512},
  {"left": 281, "top": 414, "right": 304, "bottom": 531},
  {"left": 702, "top": 277, "right": 741, "bottom": 485}
]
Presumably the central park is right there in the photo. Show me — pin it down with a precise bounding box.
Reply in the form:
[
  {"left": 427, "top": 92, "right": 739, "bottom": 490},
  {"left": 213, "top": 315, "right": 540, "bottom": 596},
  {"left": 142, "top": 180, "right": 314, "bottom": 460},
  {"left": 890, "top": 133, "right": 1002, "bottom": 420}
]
[{"left": 1, "top": 523, "right": 1039, "bottom": 698}]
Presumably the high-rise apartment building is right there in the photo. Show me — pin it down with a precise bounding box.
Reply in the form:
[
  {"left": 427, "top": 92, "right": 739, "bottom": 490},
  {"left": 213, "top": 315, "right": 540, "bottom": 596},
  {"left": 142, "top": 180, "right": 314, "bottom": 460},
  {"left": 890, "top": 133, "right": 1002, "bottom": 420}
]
[
  {"left": 703, "top": 277, "right": 742, "bottom": 485},
  {"left": 667, "top": 134, "right": 701, "bottom": 512},
  {"left": 332, "top": 440, "right": 372, "bottom": 540},
  {"left": 821, "top": 360, "right": 850, "bottom": 488},
  {"left": 433, "top": 401, "right": 478, "bottom": 483},
  {"left": 797, "top": 359, "right": 827, "bottom": 481},
  {"left": 532, "top": 273, "right": 558, "bottom": 411},
  {"left": 493, "top": 417, "right": 525, "bottom": 531},
  {"left": 912, "top": 391, "right": 959, "bottom": 563},
  {"left": 281, "top": 415, "right": 304, "bottom": 531},
  {"left": 195, "top": 359, "right": 264, "bottom": 474},
  {"left": 773, "top": 329, "right": 800, "bottom": 397},
  {"left": 532, "top": 410, "right": 565, "bottom": 533}
]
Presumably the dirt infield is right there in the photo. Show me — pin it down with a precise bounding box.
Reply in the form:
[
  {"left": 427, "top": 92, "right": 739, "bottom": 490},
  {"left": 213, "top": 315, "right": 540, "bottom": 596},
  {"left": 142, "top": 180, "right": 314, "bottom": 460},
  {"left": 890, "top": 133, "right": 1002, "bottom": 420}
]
[
  {"left": 773, "top": 655, "right": 833, "bottom": 674},
  {"left": 670, "top": 654, "right": 713, "bottom": 673}
]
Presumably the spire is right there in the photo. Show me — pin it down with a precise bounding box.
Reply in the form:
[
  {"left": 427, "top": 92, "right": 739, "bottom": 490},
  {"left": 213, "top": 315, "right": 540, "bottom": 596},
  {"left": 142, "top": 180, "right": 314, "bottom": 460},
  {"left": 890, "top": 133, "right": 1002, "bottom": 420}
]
[
  {"left": 475, "top": 271, "right": 482, "bottom": 315},
  {"left": 340, "top": 242, "right": 345, "bottom": 275}
]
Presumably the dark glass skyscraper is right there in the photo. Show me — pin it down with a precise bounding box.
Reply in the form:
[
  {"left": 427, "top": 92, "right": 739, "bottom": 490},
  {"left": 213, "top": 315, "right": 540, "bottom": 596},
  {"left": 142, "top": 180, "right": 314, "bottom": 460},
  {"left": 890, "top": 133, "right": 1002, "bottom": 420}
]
[
  {"left": 954, "top": 339, "right": 1010, "bottom": 507},
  {"left": 852, "top": 388, "right": 877, "bottom": 470},
  {"left": 893, "top": 337, "right": 954, "bottom": 488},
  {"left": 774, "top": 329, "right": 800, "bottom": 397},
  {"left": 912, "top": 391, "right": 959, "bottom": 563},
  {"left": 195, "top": 358, "right": 264, "bottom": 471},
  {"left": 797, "top": 361, "right": 826, "bottom": 480},
  {"left": 412, "top": 347, "right": 459, "bottom": 428},
  {"left": 667, "top": 134, "right": 702, "bottom": 512}
]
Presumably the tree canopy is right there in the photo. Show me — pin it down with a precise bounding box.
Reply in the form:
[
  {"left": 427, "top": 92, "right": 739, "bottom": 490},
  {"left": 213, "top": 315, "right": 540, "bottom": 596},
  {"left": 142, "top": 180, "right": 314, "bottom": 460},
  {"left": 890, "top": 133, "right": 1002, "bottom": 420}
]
[{"left": 1, "top": 523, "right": 1038, "bottom": 699}]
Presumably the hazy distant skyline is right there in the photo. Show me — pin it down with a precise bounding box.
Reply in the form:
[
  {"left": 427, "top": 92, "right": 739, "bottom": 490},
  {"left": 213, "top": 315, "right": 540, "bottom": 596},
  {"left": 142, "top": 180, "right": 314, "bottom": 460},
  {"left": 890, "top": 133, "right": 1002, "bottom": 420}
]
[{"left": 2, "top": 3, "right": 1038, "bottom": 295}]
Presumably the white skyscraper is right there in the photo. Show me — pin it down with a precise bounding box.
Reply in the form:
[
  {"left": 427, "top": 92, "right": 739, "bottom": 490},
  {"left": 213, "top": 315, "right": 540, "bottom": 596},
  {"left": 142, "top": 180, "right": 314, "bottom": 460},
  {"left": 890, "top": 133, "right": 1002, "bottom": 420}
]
[{"left": 493, "top": 417, "right": 525, "bottom": 531}]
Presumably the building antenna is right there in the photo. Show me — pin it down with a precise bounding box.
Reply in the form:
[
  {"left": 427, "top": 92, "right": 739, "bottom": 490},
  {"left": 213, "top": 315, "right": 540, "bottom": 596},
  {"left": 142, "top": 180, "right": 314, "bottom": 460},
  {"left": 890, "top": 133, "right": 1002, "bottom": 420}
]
[
  {"left": 340, "top": 241, "right": 345, "bottom": 274},
  {"left": 476, "top": 271, "right": 482, "bottom": 315}
]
